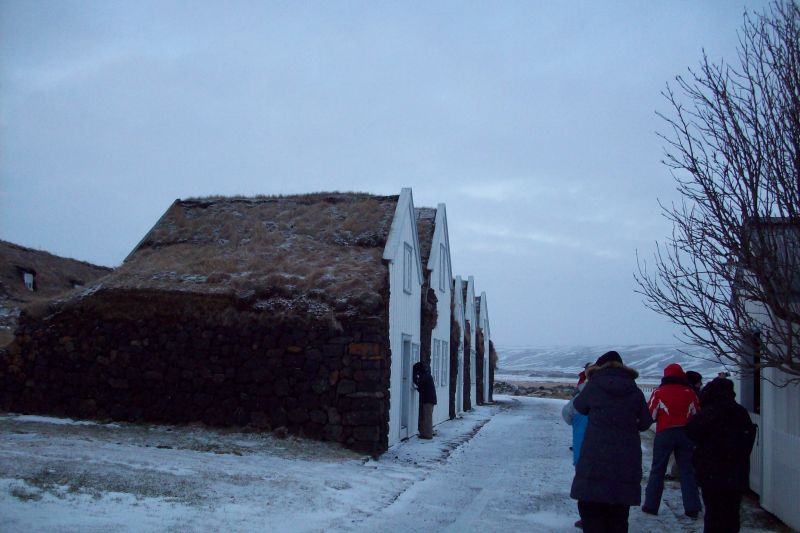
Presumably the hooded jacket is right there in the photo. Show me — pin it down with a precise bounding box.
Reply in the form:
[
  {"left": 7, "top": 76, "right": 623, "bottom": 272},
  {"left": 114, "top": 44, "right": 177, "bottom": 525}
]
[
  {"left": 412, "top": 362, "right": 437, "bottom": 405},
  {"left": 686, "top": 378, "right": 757, "bottom": 491},
  {"left": 569, "top": 362, "right": 652, "bottom": 506},
  {"left": 647, "top": 363, "right": 700, "bottom": 433}
]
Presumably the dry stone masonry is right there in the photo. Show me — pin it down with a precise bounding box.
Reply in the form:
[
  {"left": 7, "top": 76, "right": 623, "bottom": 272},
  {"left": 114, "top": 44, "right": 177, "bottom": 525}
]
[{"left": 1, "top": 295, "right": 391, "bottom": 455}]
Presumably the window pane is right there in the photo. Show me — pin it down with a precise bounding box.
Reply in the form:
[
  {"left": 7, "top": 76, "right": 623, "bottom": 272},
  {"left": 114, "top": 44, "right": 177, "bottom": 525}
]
[{"left": 403, "top": 244, "right": 412, "bottom": 293}]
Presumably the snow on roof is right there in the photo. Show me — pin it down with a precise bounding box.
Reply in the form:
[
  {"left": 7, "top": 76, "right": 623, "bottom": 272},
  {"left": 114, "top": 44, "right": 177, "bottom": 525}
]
[{"left": 76, "top": 193, "right": 400, "bottom": 319}]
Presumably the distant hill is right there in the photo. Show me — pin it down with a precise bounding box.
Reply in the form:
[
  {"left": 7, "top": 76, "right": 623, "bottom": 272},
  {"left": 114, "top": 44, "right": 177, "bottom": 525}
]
[{"left": 496, "top": 344, "right": 733, "bottom": 383}]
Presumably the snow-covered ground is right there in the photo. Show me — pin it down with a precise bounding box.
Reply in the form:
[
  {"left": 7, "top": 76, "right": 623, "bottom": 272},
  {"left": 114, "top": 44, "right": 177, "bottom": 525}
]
[{"left": 0, "top": 398, "right": 789, "bottom": 532}]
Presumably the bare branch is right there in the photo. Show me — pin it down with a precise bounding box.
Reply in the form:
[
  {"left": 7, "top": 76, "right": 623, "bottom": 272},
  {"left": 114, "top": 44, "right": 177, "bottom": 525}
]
[{"left": 637, "top": 1, "right": 800, "bottom": 383}]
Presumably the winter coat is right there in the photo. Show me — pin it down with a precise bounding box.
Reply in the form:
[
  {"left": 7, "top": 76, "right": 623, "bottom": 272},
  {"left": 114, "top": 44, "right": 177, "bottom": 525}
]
[
  {"left": 563, "top": 382, "right": 588, "bottom": 466},
  {"left": 561, "top": 381, "right": 586, "bottom": 425},
  {"left": 647, "top": 364, "right": 700, "bottom": 432},
  {"left": 571, "top": 413, "right": 588, "bottom": 467},
  {"left": 413, "top": 365, "right": 437, "bottom": 405},
  {"left": 570, "top": 362, "right": 652, "bottom": 506},
  {"left": 685, "top": 378, "right": 757, "bottom": 492}
]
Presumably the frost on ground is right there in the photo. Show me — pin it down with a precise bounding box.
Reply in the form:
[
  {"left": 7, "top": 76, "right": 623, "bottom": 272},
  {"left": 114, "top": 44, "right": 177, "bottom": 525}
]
[{"left": 0, "top": 397, "right": 791, "bottom": 533}]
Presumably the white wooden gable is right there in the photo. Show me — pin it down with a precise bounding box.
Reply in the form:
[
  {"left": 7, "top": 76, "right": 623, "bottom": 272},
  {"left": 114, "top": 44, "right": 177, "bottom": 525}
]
[
  {"left": 384, "top": 188, "right": 424, "bottom": 447},
  {"left": 465, "top": 276, "right": 477, "bottom": 405},
  {"left": 453, "top": 276, "right": 466, "bottom": 415},
  {"left": 478, "top": 291, "right": 490, "bottom": 403},
  {"left": 429, "top": 204, "right": 453, "bottom": 426}
]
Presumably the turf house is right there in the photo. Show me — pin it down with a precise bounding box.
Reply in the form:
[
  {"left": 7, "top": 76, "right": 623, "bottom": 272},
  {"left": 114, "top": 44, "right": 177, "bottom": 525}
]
[
  {"left": 0, "top": 240, "right": 111, "bottom": 335},
  {"left": 463, "top": 275, "right": 477, "bottom": 410},
  {"left": 414, "top": 204, "right": 453, "bottom": 427},
  {"left": 0, "top": 189, "right": 426, "bottom": 455},
  {"left": 450, "top": 276, "right": 466, "bottom": 417},
  {"left": 476, "top": 292, "right": 491, "bottom": 405}
]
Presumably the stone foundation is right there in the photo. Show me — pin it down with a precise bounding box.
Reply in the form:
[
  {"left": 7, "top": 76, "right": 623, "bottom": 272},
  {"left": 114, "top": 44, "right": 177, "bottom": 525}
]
[{"left": 0, "top": 294, "right": 391, "bottom": 455}]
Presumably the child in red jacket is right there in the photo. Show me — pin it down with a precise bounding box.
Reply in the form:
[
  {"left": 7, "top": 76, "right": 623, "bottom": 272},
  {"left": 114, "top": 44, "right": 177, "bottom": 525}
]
[{"left": 642, "top": 363, "right": 702, "bottom": 518}]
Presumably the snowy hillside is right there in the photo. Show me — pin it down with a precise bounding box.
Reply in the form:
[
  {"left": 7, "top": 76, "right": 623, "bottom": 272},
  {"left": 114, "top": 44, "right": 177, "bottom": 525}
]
[{"left": 497, "top": 344, "right": 733, "bottom": 383}]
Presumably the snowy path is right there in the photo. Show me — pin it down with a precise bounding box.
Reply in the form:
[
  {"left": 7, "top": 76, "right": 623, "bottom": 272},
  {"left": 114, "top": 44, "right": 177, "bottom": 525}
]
[
  {"left": 346, "top": 396, "right": 782, "bottom": 533},
  {"left": 0, "top": 396, "right": 787, "bottom": 532},
  {"left": 347, "top": 396, "right": 576, "bottom": 531}
]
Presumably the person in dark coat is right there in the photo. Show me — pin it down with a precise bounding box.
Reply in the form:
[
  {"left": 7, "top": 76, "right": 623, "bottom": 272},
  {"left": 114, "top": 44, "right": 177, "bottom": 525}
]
[
  {"left": 686, "top": 371, "right": 703, "bottom": 394},
  {"left": 412, "top": 362, "right": 437, "bottom": 439},
  {"left": 570, "top": 351, "right": 652, "bottom": 533},
  {"left": 686, "top": 378, "right": 757, "bottom": 533}
]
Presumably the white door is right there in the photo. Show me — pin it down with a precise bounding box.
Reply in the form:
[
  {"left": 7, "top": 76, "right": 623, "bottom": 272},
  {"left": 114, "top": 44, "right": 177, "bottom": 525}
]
[
  {"left": 456, "top": 353, "right": 463, "bottom": 414},
  {"left": 400, "top": 336, "right": 411, "bottom": 439}
]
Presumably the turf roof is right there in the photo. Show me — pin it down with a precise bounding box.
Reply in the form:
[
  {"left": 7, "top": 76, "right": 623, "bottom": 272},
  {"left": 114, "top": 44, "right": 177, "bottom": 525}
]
[
  {"left": 94, "top": 192, "right": 400, "bottom": 318},
  {"left": 0, "top": 240, "right": 112, "bottom": 305},
  {"left": 415, "top": 207, "right": 437, "bottom": 272}
]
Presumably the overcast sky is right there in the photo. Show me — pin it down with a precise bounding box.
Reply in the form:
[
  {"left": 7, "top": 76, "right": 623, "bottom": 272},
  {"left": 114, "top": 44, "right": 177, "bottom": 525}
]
[{"left": 0, "top": 1, "right": 770, "bottom": 347}]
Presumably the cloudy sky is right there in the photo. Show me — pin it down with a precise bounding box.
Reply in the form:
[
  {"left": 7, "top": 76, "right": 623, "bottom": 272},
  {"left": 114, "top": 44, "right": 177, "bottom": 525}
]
[{"left": 0, "top": 1, "right": 770, "bottom": 347}]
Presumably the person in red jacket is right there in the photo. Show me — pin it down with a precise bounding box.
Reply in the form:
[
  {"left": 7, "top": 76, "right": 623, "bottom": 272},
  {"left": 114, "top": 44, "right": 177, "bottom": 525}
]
[{"left": 642, "top": 363, "right": 702, "bottom": 518}]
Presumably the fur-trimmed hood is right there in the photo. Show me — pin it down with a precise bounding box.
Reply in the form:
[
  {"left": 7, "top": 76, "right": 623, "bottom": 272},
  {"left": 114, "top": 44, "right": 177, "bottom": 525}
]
[
  {"left": 585, "top": 360, "right": 639, "bottom": 380},
  {"left": 585, "top": 361, "right": 640, "bottom": 398}
]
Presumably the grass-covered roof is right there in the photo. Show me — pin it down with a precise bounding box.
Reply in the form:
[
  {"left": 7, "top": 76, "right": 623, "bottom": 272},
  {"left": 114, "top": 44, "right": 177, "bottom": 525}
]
[
  {"left": 81, "top": 192, "right": 400, "bottom": 319},
  {"left": 0, "top": 240, "right": 111, "bottom": 305},
  {"left": 415, "top": 207, "right": 436, "bottom": 272}
]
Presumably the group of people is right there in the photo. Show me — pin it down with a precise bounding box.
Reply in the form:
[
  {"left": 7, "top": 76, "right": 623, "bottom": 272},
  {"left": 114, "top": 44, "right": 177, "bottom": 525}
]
[{"left": 563, "top": 351, "right": 757, "bottom": 533}]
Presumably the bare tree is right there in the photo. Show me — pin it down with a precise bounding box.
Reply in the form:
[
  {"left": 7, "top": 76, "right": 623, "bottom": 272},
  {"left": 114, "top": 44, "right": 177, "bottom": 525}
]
[{"left": 636, "top": 1, "right": 800, "bottom": 381}]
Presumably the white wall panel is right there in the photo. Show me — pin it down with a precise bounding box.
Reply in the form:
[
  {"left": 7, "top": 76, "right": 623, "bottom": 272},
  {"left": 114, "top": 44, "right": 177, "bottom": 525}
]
[
  {"left": 431, "top": 227, "right": 452, "bottom": 426},
  {"left": 386, "top": 191, "right": 422, "bottom": 447},
  {"left": 453, "top": 277, "right": 466, "bottom": 416},
  {"left": 465, "top": 276, "right": 477, "bottom": 406}
]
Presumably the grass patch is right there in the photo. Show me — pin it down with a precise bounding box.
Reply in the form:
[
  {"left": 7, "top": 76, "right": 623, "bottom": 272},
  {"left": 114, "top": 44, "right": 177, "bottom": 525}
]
[
  {"left": 9, "top": 483, "right": 43, "bottom": 502},
  {"left": 17, "top": 466, "right": 198, "bottom": 502}
]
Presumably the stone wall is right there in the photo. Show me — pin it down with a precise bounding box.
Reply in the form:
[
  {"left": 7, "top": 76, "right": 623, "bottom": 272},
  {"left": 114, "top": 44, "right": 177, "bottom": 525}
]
[{"left": 0, "top": 294, "right": 392, "bottom": 455}]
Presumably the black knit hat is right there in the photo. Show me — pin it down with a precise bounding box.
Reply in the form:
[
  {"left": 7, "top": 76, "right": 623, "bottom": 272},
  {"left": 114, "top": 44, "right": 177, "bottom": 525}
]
[
  {"left": 686, "top": 371, "right": 702, "bottom": 387},
  {"left": 595, "top": 350, "right": 623, "bottom": 366},
  {"left": 699, "top": 377, "right": 735, "bottom": 405}
]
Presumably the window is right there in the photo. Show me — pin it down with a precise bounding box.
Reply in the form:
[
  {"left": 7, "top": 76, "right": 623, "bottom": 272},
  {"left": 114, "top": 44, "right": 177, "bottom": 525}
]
[
  {"left": 441, "top": 341, "right": 449, "bottom": 384},
  {"left": 471, "top": 349, "right": 477, "bottom": 384},
  {"left": 439, "top": 244, "right": 447, "bottom": 292},
  {"left": 739, "top": 331, "right": 761, "bottom": 414},
  {"left": 403, "top": 243, "right": 413, "bottom": 294},
  {"left": 23, "top": 271, "right": 35, "bottom": 291},
  {"left": 432, "top": 340, "right": 440, "bottom": 386}
]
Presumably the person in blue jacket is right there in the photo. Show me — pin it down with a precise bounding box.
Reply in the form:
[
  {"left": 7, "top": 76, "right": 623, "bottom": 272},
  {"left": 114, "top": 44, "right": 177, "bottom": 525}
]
[
  {"left": 562, "top": 364, "right": 591, "bottom": 466},
  {"left": 563, "top": 363, "right": 591, "bottom": 528}
]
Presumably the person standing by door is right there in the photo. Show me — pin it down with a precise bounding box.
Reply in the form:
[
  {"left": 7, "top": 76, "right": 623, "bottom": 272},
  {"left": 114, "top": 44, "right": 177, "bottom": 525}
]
[{"left": 413, "top": 362, "right": 437, "bottom": 439}]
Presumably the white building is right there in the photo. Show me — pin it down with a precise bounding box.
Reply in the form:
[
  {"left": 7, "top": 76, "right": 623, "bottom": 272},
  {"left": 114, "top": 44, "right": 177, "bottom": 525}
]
[
  {"left": 452, "top": 276, "right": 466, "bottom": 416},
  {"left": 415, "top": 205, "right": 454, "bottom": 427},
  {"left": 735, "top": 221, "right": 800, "bottom": 530},
  {"left": 385, "top": 188, "right": 424, "bottom": 446},
  {"left": 477, "top": 292, "right": 491, "bottom": 404},
  {"left": 464, "top": 276, "right": 477, "bottom": 409}
]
